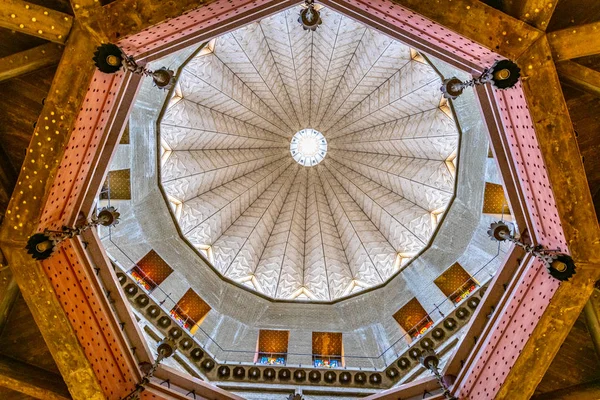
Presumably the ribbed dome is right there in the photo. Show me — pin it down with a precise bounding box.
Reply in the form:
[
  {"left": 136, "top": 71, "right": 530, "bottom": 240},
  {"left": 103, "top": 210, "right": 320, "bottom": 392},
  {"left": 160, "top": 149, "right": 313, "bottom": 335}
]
[{"left": 158, "top": 5, "right": 459, "bottom": 301}]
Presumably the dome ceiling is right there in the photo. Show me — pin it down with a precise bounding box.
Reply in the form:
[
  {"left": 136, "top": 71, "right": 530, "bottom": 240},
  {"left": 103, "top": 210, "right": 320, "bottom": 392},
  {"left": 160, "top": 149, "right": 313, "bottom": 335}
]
[{"left": 158, "top": 5, "right": 459, "bottom": 301}]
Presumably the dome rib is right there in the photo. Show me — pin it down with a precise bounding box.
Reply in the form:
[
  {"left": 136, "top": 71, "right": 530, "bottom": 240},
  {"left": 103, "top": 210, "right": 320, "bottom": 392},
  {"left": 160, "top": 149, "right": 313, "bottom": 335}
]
[
  {"left": 162, "top": 148, "right": 288, "bottom": 202},
  {"left": 328, "top": 109, "right": 458, "bottom": 160},
  {"left": 181, "top": 158, "right": 292, "bottom": 242},
  {"left": 316, "top": 37, "right": 412, "bottom": 132},
  {"left": 326, "top": 151, "right": 453, "bottom": 212},
  {"left": 306, "top": 168, "right": 354, "bottom": 299},
  {"left": 324, "top": 159, "right": 432, "bottom": 247},
  {"left": 214, "top": 163, "right": 298, "bottom": 279},
  {"left": 159, "top": 5, "right": 461, "bottom": 301},
  {"left": 180, "top": 54, "right": 290, "bottom": 137},
  {"left": 218, "top": 29, "right": 301, "bottom": 131},
  {"left": 261, "top": 10, "right": 309, "bottom": 127},
  {"left": 259, "top": 167, "right": 307, "bottom": 299},
  {"left": 326, "top": 61, "right": 441, "bottom": 138},
  {"left": 161, "top": 99, "right": 289, "bottom": 149},
  {"left": 317, "top": 166, "right": 392, "bottom": 285}
]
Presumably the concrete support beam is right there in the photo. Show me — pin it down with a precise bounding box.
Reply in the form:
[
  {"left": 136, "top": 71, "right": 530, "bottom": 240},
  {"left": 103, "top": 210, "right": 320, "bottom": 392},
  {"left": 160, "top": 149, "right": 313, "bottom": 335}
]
[
  {"left": 549, "top": 22, "right": 600, "bottom": 61},
  {"left": 0, "top": 23, "right": 108, "bottom": 400},
  {"left": 0, "top": 267, "right": 18, "bottom": 335},
  {"left": 0, "top": 43, "right": 64, "bottom": 82},
  {"left": 516, "top": 39, "right": 600, "bottom": 262},
  {"left": 70, "top": 0, "right": 101, "bottom": 18},
  {"left": 0, "top": 354, "right": 71, "bottom": 400},
  {"left": 492, "top": 34, "right": 600, "bottom": 398},
  {"left": 502, "top": 0, "right": 557, "bottom": 30},
  {"left": 0, "top": 0, "right": 73, "bottom": 44},
  {"left": 0, "top": 357, "right": 67, "bottom": 398},
  {"left": 556, "top": 60, "right": 600, "bottom": 98},
  {"left": 390, "top": 0, "right": 543, "bottom": 60},
  {"left": 584, "top": 288, "right": 600, "bottom": 360}
]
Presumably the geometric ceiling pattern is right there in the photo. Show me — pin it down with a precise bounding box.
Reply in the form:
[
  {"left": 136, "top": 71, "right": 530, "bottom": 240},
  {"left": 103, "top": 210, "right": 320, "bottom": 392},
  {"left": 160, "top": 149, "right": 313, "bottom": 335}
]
[{"left": 159, "top": 5, "right": 459, "bottom": 301}]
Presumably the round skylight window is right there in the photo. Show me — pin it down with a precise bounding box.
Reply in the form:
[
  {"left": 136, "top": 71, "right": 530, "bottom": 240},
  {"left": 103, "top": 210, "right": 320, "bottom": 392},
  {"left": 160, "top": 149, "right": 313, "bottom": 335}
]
[{"left": 290, "top": 129, "right": 327, "bottom": 166}]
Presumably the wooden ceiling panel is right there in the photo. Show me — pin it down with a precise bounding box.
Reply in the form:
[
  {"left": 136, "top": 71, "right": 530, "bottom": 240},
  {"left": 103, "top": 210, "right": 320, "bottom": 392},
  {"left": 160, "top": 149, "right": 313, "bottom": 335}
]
[
  {"left": 547, "top": 0, "right": 600, "bottom": 31},
  {"left": 0, "top": 387, "right": 37, "bottom": 400},
  {"left": 0, "top": 28, "right": 47, "bottom": 58},
  {"left": 560, "top": 82, "right": 600, "bottom": 214},
  {"left": 0, "top": 65, "right": 57, "bottom": 171},
  {"left": 534, "top": 310, "right": 600, "bottom": 395},
  {"left": 0, "top": 294, "right": 61, "bottom": 374}
]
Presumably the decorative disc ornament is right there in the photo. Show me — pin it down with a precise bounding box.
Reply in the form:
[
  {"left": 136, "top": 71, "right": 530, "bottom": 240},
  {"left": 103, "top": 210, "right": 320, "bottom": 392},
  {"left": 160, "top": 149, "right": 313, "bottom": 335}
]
[
  {"left": 93, "top": 43, "right": 124, "bottom": 74},
  {"left": 545, "top": 254, "right": 576, "bottom": 282},
  {"left": 486, "top": 221, "right": 577, "bottom": 282},
  {"left": 299, "top": 1, "right": 322, "bottom": 31},
  {"left": 487, "top": 220, "right": 511, "bottom": 241},
  {"left": 151, "top": 67, "right": 176, "bottom": 90},
  {"left": 25, "top": 233, "right": 56, "bottom": 260},
  {"left": 96, "top": 206, "right": 121, "bottom": 227},
  {"left": 419, "top": 348, "right": 439, "bottom": 370},
  {"left": 489, "top": 59, "right": 521, "bottom": 89}
]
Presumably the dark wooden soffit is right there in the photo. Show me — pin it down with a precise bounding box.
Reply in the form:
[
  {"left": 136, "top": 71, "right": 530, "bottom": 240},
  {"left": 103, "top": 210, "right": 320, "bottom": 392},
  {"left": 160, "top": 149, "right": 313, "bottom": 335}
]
[
  {"left": 501, "top": 0, "right": 557, "bottom": 31},
  {"left": 0, "top": 43, "right": 63, "bottom": 82},
  {"left": 0, "top": 355, "right": 70, "bottom": 400},
  {"left": 556, "top": 60, "right": 600, "bottom": 98},
  {"left": 0, "top": 0, "right": 73, "bottom": 43},
  {"left": 391, "top": 0, "right": 543, "bottom": 60}
]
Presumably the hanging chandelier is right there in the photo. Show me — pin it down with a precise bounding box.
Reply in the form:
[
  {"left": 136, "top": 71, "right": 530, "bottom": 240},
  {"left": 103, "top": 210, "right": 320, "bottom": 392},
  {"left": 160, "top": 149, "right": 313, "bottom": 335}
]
[
  {"left": 419, "top": 349, "right": 459, "bottom": 400},
  {"left": 93, "top": 43, "right": 175, "bottom": 90},
  {"left": 441, "top": 59, "right": 521, "bottom": 99},
  {"left": 121, "top": 336, "right": 178, "bottom": 400},
  {"left": 26, "top": 206, "right": 120, "bottom": 260},
  {"left": 298, "top": 0, "right": 322, "bottom": 31},
  {"left": 487, "top": 221, "right": 576, "bottom": 281}
]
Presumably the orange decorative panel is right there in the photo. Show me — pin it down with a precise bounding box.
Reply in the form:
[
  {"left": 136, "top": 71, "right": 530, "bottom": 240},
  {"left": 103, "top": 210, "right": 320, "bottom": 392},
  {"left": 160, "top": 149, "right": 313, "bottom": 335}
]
[
  {"left": 258, "top": 330, "right": 289, "bottom": 354},
  {"left": 172, "top": 289, "right": 211, "bottom": 328},
  {"left": 131, "top": 250, "right": 173, "bottom": 290},
  {"left": 312, "top": 332, "right": 343, "bottom": 356},
  {"left": 483, "top": 182, "right": 510, "bottom": 214},
  {"left": 434, "top": 262, "right": 478, "bottom": 303},
  {"left": 100, "top": 169, "right": 131, "bottom": 200},
  {"left": 393, "top": 298, "right": 433, "bottom": 338},
  {"left": 120, "top": 123, "right": 130, "bottom": 144}
]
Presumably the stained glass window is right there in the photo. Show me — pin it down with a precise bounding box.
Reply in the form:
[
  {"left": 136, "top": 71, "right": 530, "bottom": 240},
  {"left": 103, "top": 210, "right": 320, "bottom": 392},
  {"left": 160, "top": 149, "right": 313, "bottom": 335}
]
[{"left": 257, "top": 330, "right": 289, "bottom": 365}]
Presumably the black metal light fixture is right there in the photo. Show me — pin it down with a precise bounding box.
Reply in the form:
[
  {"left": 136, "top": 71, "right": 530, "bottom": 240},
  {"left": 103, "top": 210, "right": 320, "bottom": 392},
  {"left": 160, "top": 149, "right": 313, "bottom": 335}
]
[
  {"left": 121, "top": 336, "right": 178, "bottom": 400},
  {"left": 419, "top": 349, "right": 458, "bottom": 400},
  {"left": 298, "top": 0, "right": 322, "bottom": 31},
  {"left": 441, "top": 59, "right": 521, "bottom": 99},
  {"left": 26, "top": 206, "right": 120, "bottom": 260},
  {"left": 487, "top": 221, "right": 576, "bottom": 281},
  {"left": 287, "top": 393, "right": 304, "bottom": 400},
  {"left": 93, "top": 43, "right": 175, "bottom": 90}
]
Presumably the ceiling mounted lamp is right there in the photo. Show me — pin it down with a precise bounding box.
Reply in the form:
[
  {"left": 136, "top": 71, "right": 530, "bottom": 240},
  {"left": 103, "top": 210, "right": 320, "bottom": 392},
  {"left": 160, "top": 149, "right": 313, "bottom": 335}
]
[
  {"left": 121, "top": 336, "right": 178, "bottom": 400},
  {"left": 487, "top": 221, "right": 576, "bottom": 281},
  {"left": 287, "top": 394, "right": 304, "bottom": 400},
  {"left": 26, "top": 206, "right": 120, "bottom": 260},
  {"left": 93, "top": 43, "right": 175, "bottom": 90},
  {"left": 299, "top": 0, "right": 322, "bottom": 31},
  {"left": 419, "top": 349, "right": 459, "bottom": 400},
  {"left": 441, "top": 59, "right": 521, "bottom": 100}
]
